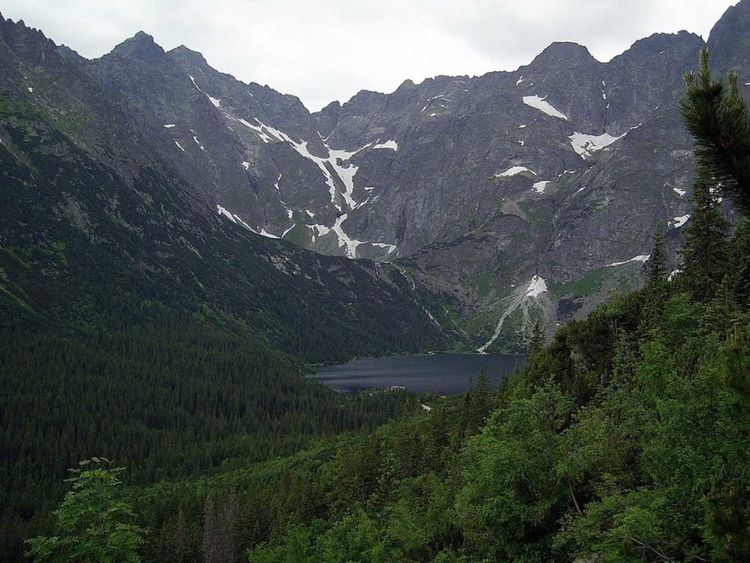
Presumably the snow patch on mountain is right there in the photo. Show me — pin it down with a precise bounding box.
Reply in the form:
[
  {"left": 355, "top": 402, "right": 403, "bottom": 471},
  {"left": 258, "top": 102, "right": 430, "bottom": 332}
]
[
  {"left": 308, "top": 224, "right": 331, "bottom": 242},
  {"left": 525, "top": 275, "right": 548, "bottom": 298},
  {"left": 478, "top": 275, "right": 548, "bottom": 354},
  {"left": 307, "top": 217, "right": 396, "bottom": 259},
  {"left": 216, "top": 205, "right": 235, "bottom": 223},
  {"left": 607, "top": 254, "right": 650, "bottom": 267},
  {"left": 331, "top": 214, "right": 362, "bottom": 259},
  {"left": 569, "top": 131, "right": 624, "bottom": 158},
  {"left": 236, "top": 117, "right": 365, "bottom": 210},
  {"left": 671, "top": 214, "right": 690, "bottom": 228},
  {"left": 189, "top": 75, "right": 221, "bottom": 109},
  {"left": 217, "top": 204, "right": 281, "bottom": 239},
  {"left": 522, "top": 95, "right": 568, "bottom": 120},
  {"left": 532, "top": 181, "right": 550, "bottom": 193},
  {"left": 372, "top": 139, "right": 398, "bottom": 151},
  {"left": 238, "top": 118, "right": 273, "bottom": 143},
  {"left": 327, "top": 147, "right": 361, "bottom": 209},
  {"left": 371, "top": 242, "right": 397, "bottom": 254},
  {"left": 496, "top": 166, "right": 536, "bottom": 178}
]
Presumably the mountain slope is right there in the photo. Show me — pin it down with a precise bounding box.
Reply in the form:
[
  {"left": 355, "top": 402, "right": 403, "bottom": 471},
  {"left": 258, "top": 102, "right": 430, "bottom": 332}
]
[{"left": 0, "top": 15, "right": 456, "bottom": 362}]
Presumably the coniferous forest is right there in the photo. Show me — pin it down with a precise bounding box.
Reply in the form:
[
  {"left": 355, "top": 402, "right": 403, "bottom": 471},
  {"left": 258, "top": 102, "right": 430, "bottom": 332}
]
[{"left": 1, "top": 16, "right": 750, "bottom": 563}]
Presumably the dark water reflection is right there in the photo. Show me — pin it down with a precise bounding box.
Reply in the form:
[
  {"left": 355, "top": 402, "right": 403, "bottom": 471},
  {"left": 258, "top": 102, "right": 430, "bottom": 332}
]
[{"left": 310, "top": 353, "right": 525, "bottom": 395}]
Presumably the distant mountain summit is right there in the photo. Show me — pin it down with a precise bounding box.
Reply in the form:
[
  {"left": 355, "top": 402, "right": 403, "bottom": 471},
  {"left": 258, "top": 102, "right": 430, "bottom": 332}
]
[{"left": 110, "top": 30, "right": 165, "bottom": 60}]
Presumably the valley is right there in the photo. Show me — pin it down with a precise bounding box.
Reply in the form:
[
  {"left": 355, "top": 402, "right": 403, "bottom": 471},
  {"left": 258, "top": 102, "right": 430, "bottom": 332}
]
[{"left": 1, "top": 1, "right": 750, "bottom": 561}]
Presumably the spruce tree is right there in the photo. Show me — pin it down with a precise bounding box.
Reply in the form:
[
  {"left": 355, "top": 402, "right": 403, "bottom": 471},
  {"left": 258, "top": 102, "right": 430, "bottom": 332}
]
[
  {"left": 647, "top": 224, "right": 668, "bottom": 285},
  {"left": 679, "top": 179, "right": 729, "bottom": 301},
  {"left": 641, "top": 225, "right": 669, "bottom": 332},
  {"left": 529, "top": 321, "right": 545, "bottom": 358},
  {"left": 462, "top": 370, "right": 492, "bottom": 436},
  {"left": 681, "top": 49, "right": 750, "bottom": 216}
]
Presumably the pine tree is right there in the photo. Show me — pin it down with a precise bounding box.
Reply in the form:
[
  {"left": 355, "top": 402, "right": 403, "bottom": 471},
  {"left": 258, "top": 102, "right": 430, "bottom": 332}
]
[
  {"left": 680, "top": 179, "right": 729, "bottom": 301},
  {"left": 681, "top": 49, "right": 750, "bottom": 216}
]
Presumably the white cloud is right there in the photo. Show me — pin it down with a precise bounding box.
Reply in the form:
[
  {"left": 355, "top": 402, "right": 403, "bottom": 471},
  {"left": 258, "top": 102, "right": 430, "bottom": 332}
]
[{"left": 0, "top": 0, "right": 738, "bottom": 111}]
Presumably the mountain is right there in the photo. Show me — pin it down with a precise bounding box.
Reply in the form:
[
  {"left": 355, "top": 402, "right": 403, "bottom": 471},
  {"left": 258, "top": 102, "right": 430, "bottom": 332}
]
[
  {"left": 0, "top": 15, "right": 456, "bottom": 363},
  {"left": 2, "top": 3, "right": 750, "bottom": 354},
  {"left": 15, "top": 1, "right": 737, "bottom": 351}
]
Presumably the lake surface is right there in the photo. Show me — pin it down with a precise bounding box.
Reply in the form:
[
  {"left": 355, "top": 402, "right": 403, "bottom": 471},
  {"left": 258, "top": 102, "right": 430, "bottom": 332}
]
[{"left": 310, "top": 353, "right": 525, "bottom": 394}]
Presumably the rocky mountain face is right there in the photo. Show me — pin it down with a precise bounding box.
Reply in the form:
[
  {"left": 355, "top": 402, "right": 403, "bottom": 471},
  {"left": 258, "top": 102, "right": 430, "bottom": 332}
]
[
  {"left": 0, "top": 15, "right": 456, "bottom": 362},
  {"left": 2, "top": 2, "right": 749, "bottom": 352}
]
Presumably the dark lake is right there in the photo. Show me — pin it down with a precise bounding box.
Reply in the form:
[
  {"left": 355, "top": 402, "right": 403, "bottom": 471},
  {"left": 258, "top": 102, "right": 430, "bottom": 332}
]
[{"left": 309, "top": 353, "right": 525, "bottom": 395}]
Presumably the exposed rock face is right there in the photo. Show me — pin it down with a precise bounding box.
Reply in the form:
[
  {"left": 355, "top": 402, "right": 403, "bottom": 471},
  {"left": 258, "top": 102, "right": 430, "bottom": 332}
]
[
  {"left": 2, "top": 2, "right": 749, "bottom": 350},
  {"left": 708, "top": 0, "right": 750, "bottom": 74},
  {"left": 70, "top": 21, "right": 708, "bottom": 269}
]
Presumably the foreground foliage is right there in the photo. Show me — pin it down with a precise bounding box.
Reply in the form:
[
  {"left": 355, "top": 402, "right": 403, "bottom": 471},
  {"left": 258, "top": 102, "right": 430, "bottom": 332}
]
[{"left": 26, "top": 459, "right": 145, "bottom": 562}]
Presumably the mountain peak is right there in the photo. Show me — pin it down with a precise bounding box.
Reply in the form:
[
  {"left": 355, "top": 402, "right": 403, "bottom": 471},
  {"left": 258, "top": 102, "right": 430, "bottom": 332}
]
[
  {"left": 528, "top": 41, "right": 597, "bottom": 68},
  {"left": 168, "top": 44, "right": 207, "bottom": 66},
  {"left": 110, "top": 31, "right": 165, "bottom": 61},
  {"left": 0, "top": 14, "right": 60, "bottom": 64},
  {"left": 57, "top": 43, "right": 86, "bottom": 64},
  {"left": 624, "top": 30, "right": 703, "bottom": 57}
]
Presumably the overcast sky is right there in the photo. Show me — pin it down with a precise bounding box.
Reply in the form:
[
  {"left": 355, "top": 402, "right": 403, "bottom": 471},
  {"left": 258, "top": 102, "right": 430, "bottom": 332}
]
[{"left": 1, "top": 0, "right": 738, "bottom": 111}]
